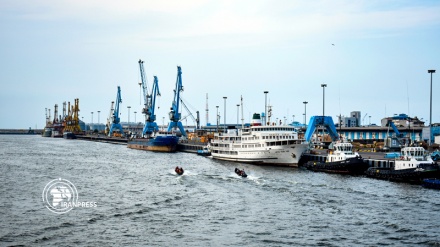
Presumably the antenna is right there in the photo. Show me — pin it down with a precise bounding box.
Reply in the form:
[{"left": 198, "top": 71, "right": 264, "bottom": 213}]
[{"left": 241, "top": 95, "right": 244, "bottom": 128}]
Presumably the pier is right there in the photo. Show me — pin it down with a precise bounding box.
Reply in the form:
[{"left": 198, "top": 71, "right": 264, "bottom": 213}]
[
  {"left": 0, "top": 129, "right": 42, "bottom": 135},
  {"left": 76, "top": 135, "right": 128, "bottom": 145}
]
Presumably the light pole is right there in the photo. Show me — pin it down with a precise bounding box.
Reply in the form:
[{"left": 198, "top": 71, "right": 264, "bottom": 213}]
[
  {"left": 236, "top": 104, "right": 240, "bottom": 128},
  {"left": 91, "top": 112, "right": 94, "bottom": 133},
  {"left": 264, "top": 91, "right": 269, "bottom": 125},
  {"left": 162, "top": 117, "right": 165, "bottom": 131},
  {"left": 369, "top": 115, "right": 371, "bottom": 126},
  {"left": 303, "top": 101, "right": 308, "bottom": 126},
  {"left": 127, "top": 106, "right": 131, "bottom": 133},
  {"left": 321, "top": 84, "right": 327, "bottom": 116},
  {"left": 216, "top": 106, "right": 219, "bottom": 132},
  {"left": 97, "top": 110, "right": 100, "bottom": 132},
  {"left": 428, "top": 69, "right": 436, "bottom": 146},
  {"left": 134, "top": 111, "right": 137, "bottom": 135},
  {"left": 223, "top": 97, "right": 227, "bottom": 132}
]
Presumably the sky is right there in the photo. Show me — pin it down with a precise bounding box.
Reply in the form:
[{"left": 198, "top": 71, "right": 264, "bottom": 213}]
[{"left": 1, "top": 0, "right": 440, "bottom": 129}]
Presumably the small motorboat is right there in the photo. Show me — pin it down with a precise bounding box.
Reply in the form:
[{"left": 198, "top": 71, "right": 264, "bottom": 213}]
[
  {"left": 197, "top": 146, "right": 211, "bottom": 156},
  {"left": 235, "top": 168, "right": 247, "bottom": 178},
  {"left": 175, "top": 166, "right": 184, "bottom": 175}
]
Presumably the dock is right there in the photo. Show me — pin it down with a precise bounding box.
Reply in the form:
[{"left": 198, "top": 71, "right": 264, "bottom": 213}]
[
  {"left": 76, "top": 135, "right": 128, "bottom": 145},
  {"left": 0, "top": 129, "right": 42, "bottom": 135}
]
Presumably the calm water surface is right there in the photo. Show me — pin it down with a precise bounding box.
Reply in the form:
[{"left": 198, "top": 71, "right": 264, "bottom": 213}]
[{"left": 1, "top": 135, "right": 439, "bottom": 246}]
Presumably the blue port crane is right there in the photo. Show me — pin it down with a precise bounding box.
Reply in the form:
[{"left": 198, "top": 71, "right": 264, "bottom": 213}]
[
  {"left": 304, "top": 116, "right": 339, "bottom": 142},
  {"left": 167, "top": 66, "right": 187, "bottom": 137},
  {"left": 108, "top": 86, "right": 125, "bottom": 137},
  {"left": 138, "top": 59, "right": 161, "bottom": 137}
]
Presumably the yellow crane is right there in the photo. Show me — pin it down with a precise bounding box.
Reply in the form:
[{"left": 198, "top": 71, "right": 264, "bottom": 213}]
[{"left": 64, "top": 98, "right": 81, "bottom": 133}]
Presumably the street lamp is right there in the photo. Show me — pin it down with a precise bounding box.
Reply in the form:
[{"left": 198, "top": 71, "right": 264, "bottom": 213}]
[
  {"left": 236, "top": 104, "right": 240, "bottom": 128},
  {"left": 223, "top": 97, "right": 227, "bottom": 132},
  {"left": 97, "top": 110, "right": 100, "bottom": 132},
  {"left": 91, "top": 112, "right": 94, "bottom": 132},
  {"left": 428, "top": 69, "right": 436, "bottom": 146},
  {"left": 127, "top": 106, "right": 131, "bottom": 133},
  {"left": 303, "top": 101, "right": 308, "bottom": 126},
  {"left": 264, "top": 91, "right": 269, "bottom": 125},
  {"left": 321, "top": 84, "right": 327, "bottom": 116},
  {"left": 134, "top": 111, "right": 137, "bottom": 135},
  {"left": 216, "top": 105, "right": 219, "bottom": 132}
]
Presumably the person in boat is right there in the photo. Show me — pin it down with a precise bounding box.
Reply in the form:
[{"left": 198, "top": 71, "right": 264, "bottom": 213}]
[{"left": 175, "top": 166, "right": 184, "bottom": 174}]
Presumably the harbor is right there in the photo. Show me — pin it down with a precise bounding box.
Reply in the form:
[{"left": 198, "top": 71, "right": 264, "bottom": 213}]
[
  {"left": 34, "top": 63, "right": 440, "bottom": 185},
  {"left": 3, "top": 1, "right": 440, "bottom": 246}
]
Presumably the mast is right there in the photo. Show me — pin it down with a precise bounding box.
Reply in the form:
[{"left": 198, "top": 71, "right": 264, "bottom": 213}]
[{"left": 241, "top": 95, "right": 244, "bottom": 129}]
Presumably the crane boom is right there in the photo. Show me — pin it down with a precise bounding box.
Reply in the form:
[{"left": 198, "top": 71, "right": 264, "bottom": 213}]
[
  {"left": 167, "top": 66, "right": 186, "bottom": 137},
  {"left": 180, "top": 98, "right": 200, "bottom": 129},
  {"left": 138, "top": 59, "right": 161, "bottom": 137},
  {"left": 108, "top": 86, "right": 125, "bottom": 137}
]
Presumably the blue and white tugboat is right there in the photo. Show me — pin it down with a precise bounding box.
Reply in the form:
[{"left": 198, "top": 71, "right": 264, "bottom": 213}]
[
  {"left": 303, "top": 141, "right": 368, "bottom": 175},
  {"left": 365, "top": 146, "right": 440, "bottom": 183}
]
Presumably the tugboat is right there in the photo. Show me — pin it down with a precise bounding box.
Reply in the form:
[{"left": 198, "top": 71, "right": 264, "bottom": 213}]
[
  {"left": 365, "top": 146, "right": 440, "bottom": 183},
  {"left": 302, "top": 141, "right": 368, "bottom": 175},
  {"left": 235, "top": 168, "right": 247, "bottom": 178}
]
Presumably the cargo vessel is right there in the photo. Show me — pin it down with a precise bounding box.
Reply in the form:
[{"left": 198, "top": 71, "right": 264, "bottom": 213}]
[{"left": 127, "top": 132, "right": 179, "bottom": 152}]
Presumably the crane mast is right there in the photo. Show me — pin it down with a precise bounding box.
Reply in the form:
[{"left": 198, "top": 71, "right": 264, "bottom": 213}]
[
  {"left": 138, "top": 59, "right": 161, "bottom": 137},
  {"left": 108, "top": 86, "right": 125, "bottom": 137},
  {"left": 167, "top": 66, "right": 186, "bottom": 137},
  {"left": 105, "top": 101, "right": 114, "bottom": 136}
]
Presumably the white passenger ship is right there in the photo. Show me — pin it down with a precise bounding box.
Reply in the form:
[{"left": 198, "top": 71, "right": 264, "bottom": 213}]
[{"left": 210, "top": 114, "right": 308, "bottom": 166}]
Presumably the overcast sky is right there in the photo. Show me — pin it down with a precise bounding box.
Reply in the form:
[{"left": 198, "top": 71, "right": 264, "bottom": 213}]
[{"left": 1, "top": 0, "right": 439, "bottom": 129}]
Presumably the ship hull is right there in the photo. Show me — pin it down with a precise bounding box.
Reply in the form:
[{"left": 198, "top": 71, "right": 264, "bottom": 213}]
[
  {"left": 211, "top": 143, "right": 308, "bottom": 167},
  {"left": 303, "top": 157, "right": 368, "bottom": 175},
  {"left": 41, "top": 128, "right": 52, "bottom": 137},
  {"left": 127, "top": 136, "right": 179, "bottom": 152},
  {"left": 365, "top": 164, "right": 440, "bottom": 183}
]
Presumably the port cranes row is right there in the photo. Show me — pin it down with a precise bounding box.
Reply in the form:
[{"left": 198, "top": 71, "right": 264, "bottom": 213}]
[{"left": 105, "top": 61, "right": 191, "bottom": 138}]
